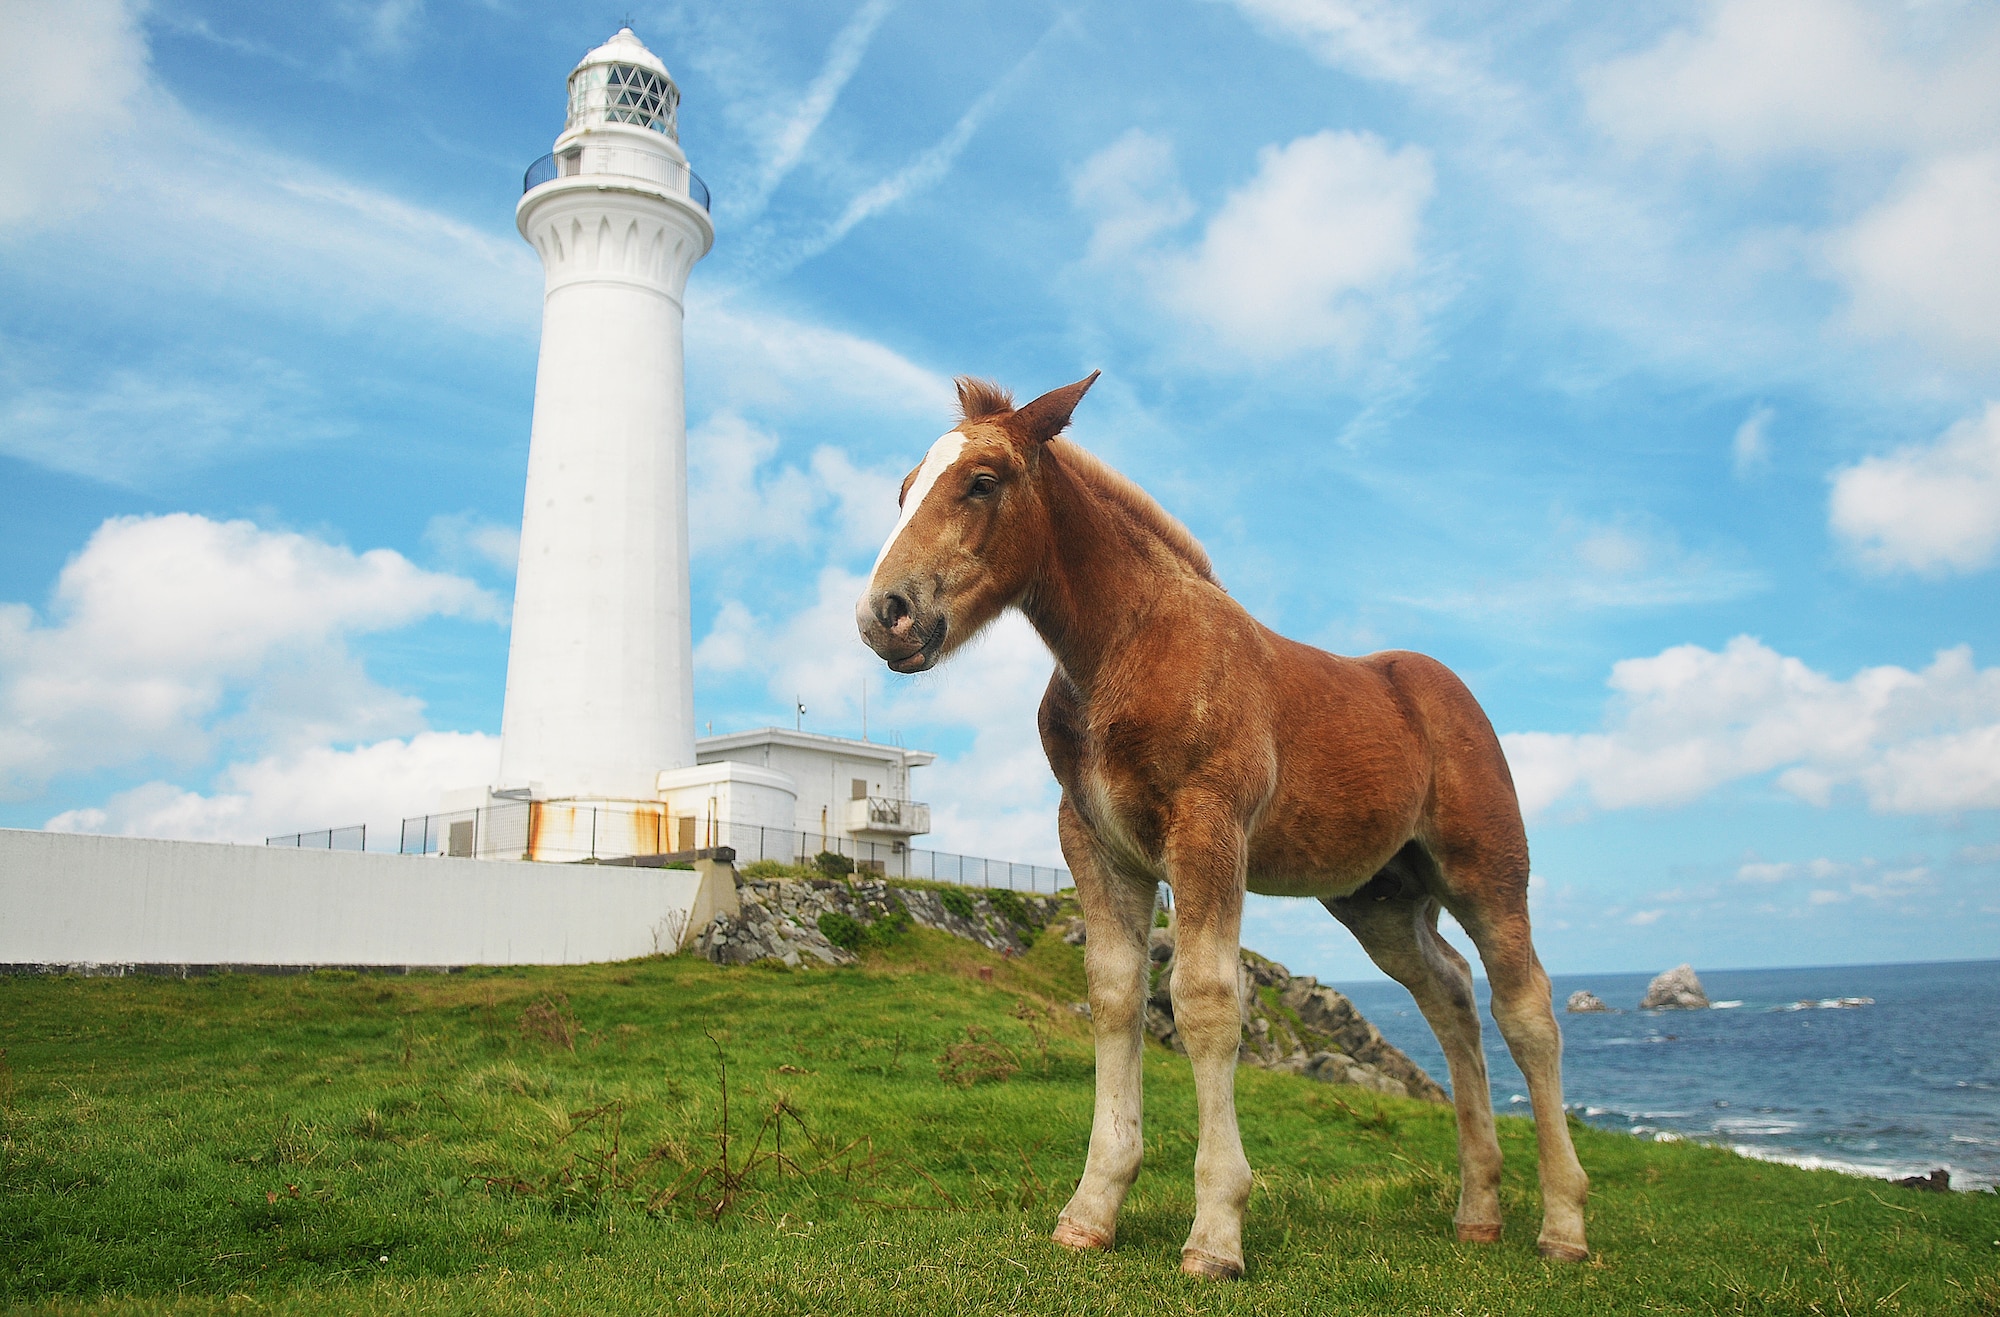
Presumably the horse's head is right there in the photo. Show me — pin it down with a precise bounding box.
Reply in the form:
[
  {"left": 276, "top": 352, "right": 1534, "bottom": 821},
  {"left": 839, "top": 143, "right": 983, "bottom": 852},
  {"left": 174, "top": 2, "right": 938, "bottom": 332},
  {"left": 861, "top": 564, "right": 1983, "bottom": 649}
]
[{"left": 856, "top": 371, "right": 1099, "bottom": 672}]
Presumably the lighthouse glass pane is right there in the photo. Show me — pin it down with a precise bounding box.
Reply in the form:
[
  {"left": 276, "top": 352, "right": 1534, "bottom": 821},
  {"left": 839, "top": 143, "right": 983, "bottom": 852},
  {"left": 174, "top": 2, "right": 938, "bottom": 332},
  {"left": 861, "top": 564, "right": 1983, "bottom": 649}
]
[{"left": 566, "top": 63, "right": 678, "bottom": 138}]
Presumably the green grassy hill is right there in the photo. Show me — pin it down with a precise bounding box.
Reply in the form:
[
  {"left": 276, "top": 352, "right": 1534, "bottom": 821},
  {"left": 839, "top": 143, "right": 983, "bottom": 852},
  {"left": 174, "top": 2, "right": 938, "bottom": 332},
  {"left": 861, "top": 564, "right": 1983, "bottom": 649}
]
[{"left": 3, "top": 922, "right": 1995, "bottom": 1315}]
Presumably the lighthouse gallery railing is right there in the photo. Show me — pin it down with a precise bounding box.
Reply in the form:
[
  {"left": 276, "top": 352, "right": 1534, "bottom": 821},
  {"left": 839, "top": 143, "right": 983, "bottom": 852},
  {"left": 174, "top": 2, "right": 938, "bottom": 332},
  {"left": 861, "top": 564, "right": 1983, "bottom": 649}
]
[{"left": 523, "top": 151, "right": 710, "bottom": 212}]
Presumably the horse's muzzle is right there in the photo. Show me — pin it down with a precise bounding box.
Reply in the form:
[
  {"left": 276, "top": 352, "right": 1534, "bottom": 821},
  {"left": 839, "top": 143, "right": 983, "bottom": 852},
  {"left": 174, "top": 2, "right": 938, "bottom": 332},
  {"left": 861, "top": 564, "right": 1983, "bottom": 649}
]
[{"left": 855, "top": 586, "right": 945, "bottom": 673}]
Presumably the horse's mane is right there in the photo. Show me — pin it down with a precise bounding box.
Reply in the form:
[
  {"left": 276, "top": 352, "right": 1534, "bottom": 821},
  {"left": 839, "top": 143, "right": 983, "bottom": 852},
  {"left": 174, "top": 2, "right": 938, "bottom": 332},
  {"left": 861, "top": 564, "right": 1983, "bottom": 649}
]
[
  {"left": 954, "top": 375, "right": 1216, "bottom": 584},
  {"left": 1050, "top": 439, "right": 1218, "bottom": 585}
]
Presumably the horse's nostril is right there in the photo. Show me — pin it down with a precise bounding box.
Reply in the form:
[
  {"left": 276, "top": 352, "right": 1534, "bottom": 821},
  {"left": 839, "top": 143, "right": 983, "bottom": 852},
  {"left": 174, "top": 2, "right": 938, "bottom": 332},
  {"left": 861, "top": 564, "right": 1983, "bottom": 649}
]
[{"left": 881, "top": 593, "right": 911, "bottom": 629}]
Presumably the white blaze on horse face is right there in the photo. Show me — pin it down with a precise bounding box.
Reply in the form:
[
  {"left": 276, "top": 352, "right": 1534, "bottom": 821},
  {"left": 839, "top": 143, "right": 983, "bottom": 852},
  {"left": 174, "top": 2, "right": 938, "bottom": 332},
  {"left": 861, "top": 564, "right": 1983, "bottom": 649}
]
[{"left": 869, "top": 430, "right": 967, "bottom": 578}]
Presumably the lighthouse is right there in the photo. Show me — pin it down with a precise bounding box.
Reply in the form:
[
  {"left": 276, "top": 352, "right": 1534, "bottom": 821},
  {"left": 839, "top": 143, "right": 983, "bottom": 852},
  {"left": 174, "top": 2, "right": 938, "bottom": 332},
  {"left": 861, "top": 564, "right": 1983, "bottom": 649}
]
[
  {"left": 431, "top": 28, "right": 931, "bottom": 866},
  {"left": 494, "top": 28, "right": 712, "bottom": 813}
]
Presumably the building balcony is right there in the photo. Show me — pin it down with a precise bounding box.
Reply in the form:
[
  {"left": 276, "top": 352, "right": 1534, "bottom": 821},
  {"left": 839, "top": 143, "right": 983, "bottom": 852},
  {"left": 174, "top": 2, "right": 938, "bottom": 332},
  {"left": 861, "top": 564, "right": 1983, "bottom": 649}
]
[{"left": 844, "top": 796, "right": 930, "bottom": 837}]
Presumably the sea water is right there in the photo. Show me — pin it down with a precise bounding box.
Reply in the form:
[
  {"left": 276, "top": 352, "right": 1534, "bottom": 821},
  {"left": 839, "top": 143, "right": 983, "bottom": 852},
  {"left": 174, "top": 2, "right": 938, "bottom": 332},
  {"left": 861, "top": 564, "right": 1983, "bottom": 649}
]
[{"left": 1336, "top": 959, "right": 1999, "bottom": 1191}]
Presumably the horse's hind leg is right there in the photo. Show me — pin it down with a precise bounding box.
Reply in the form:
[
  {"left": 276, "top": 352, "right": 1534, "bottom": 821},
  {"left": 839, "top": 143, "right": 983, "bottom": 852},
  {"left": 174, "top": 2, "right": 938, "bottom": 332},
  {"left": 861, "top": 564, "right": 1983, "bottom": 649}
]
[
  {"left": 1450, "top": 884, "right": 1590, "bottom": 1261},
  {"left": 1325, "top": 878, "right": 1504, "bottom": 1243},
  {"left": 1052, "top": 800, "right": 1157, "bottom": 1253}
]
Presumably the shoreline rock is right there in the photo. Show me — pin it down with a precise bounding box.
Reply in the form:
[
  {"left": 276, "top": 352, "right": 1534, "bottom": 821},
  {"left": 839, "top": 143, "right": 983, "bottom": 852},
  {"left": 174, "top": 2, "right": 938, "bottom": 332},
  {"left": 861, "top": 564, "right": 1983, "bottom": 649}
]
[
  {"left": 1566, "top": 990, "right": 1614, "bottom": 1013},
  {"left": 694, "top": 877, "right": 1062, "bottom": 967},
  {"left": 1639, "top": 963, "right": 1710, "bottom": 1011},
  {"left": 1144, "top": 921, "right": 1448, "bottom": 1103},
  {"left": 1893, "top": 1168, "right": 1950, "bottom": 1193}
]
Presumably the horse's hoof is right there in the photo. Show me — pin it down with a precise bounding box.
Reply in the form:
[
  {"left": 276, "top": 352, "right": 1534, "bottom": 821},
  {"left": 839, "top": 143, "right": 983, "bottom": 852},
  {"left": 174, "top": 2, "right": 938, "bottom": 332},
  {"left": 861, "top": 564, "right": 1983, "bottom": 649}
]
[
  {"left": 1051, "top": 1220, "right": 1112, "bottom": 1252},
  {"left": 1180, "top": 1249, "right": 1243, "bottom": 1281},
  {"left": 1537, "top": 1239, "right": 1589, "bottom": 1263},
  {"left": 1456, "top": 1222, "right": 1503, "bottom": 1244}
]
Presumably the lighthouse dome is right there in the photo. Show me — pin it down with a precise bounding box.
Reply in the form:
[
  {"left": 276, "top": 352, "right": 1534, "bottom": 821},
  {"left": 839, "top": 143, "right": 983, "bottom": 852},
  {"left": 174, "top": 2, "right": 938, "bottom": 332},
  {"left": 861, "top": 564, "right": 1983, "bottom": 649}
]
[{"left": 566, "top": 28, "right": 679, "bottom": 139}]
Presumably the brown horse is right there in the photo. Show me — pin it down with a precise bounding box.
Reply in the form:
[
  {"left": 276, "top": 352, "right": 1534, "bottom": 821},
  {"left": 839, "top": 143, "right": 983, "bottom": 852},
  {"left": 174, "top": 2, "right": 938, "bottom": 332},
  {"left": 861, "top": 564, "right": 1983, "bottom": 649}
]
[{"left": 855, "top": 373, "right": 1588, "bottom": 1279}]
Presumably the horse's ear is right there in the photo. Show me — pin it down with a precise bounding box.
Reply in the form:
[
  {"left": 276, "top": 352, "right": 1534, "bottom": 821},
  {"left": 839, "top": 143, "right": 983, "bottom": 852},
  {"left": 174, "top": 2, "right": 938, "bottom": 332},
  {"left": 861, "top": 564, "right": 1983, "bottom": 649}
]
[{"left": 1011, "top": 371, "right": 1100, "bottom": 444}]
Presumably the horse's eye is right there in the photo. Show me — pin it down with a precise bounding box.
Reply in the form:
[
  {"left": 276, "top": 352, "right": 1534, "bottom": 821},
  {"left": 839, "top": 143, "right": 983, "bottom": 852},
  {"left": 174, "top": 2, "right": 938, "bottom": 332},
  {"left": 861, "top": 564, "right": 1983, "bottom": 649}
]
[{"left": 968, "top": 473, "right": 999, "bottom": 498}]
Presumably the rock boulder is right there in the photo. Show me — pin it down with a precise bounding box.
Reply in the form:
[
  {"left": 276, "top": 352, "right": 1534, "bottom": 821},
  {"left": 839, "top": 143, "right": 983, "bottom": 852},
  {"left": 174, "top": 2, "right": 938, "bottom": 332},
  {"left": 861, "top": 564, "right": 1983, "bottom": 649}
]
[
  {"left": 1565, "top": 990, "right": 1613, "bottom": 1013},
  {"left": 1639, "top": 963, "right": 1709, "bottom": 1010}
]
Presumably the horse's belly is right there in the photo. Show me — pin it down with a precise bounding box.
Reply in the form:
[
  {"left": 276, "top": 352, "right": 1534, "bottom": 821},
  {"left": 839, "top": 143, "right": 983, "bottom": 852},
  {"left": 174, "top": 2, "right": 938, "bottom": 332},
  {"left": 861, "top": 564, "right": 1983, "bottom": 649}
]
[{"left": 1244, "top": 863, "right": 1376, "bottom": 902}]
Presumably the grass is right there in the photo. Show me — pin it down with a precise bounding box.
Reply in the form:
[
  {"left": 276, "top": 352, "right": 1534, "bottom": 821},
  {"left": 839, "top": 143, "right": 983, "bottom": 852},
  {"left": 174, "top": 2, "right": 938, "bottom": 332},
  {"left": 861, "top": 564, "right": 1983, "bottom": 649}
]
[{"left": 2, "top": 927, "right": 1996, "bottom": 1315}]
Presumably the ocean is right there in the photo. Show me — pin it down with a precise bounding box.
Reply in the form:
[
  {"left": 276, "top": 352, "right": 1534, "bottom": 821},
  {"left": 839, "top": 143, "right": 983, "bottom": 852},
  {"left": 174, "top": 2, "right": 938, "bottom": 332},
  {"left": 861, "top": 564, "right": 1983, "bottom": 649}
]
[{"left": 1335, "top": 959, "right": 2000, "bottom": 1191}]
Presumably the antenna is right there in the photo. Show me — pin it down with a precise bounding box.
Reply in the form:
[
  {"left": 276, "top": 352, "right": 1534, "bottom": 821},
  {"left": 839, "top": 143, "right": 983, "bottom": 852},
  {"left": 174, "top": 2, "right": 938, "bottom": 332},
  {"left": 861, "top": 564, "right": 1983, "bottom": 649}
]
[{"left": 795, "top": 697, "right": 806, "bottom": 732}]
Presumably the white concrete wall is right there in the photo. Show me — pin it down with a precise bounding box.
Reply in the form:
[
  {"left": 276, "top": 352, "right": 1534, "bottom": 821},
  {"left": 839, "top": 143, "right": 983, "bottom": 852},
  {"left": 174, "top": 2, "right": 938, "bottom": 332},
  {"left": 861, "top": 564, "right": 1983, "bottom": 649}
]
[
  {"left": 658, "top": 761, "right": 798, "bottom": 836},
  {"left": 0, "top": 829, "right": 704, "bottom": 968}
]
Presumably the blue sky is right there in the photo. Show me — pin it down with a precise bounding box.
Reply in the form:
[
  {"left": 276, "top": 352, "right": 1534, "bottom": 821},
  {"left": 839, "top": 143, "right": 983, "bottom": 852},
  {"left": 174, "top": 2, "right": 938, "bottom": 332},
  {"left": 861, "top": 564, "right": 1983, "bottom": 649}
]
[{"left": 2, "top": 0, "right": 1997, "bottom": 979}]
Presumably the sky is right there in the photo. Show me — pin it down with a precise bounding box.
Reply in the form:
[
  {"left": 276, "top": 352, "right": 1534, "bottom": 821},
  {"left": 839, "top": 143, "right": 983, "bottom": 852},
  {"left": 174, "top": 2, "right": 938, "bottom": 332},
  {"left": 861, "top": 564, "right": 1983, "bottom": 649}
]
[{"left": 2, "top": 0, "right": 1997, "bottom": 981}]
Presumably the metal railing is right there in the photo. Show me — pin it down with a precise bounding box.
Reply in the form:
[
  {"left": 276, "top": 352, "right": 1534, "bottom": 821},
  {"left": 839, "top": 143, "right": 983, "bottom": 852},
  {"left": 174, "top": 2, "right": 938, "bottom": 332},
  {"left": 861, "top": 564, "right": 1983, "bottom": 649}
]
[
  {"left": 844, "top": 795, "right": 931, "bottom": 835},
  {"left": 267, "top": 825, "right": 365, "bottom": 851},
  {"left": 396, "top": 800, "right": 1069, "bottom": 894},
  {"left": 522, "top": 151, "right": 711, "bottom": 211}
]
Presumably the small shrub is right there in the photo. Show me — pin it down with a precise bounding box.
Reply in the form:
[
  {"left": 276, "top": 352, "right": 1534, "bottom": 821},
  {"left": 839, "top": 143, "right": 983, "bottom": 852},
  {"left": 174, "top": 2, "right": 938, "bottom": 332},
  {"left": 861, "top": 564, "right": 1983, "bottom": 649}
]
[
  {"left": 988, "top": 889, "right": 1032, "bottom": 928},
  {"left": 817, "top": 911, "right": 864, "bottom": 951},
  {"left": 814, "top": 851, "right": 856, "bottom": 879},
  {"left": 818, "top": 900, "right": 912, "bottom": 952},
  {"left": 1155, "top": 908, "right": 1171, "bottom": 928},
  {"left": 937, "top": 1025, "right": 1019, "bottom": 1087},
  {"left": 518, "top": 994, "right": 581, "bottom": 1052},
  {"left": 872, "top": 899, "right": 914, "bottom": 943},
  {"left": 741, "top": 859, "right": 810, "bottom": 880},
  {"left": 940, "top": 888, "right": 976, "bottom": 920}
]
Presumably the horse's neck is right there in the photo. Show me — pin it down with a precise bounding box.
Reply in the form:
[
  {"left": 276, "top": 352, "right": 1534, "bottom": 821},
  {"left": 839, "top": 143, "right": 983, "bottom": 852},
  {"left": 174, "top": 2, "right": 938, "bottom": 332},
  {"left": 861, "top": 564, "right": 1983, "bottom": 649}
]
[{"left": 1020, "top": 455, "right": 1181, "bottom": 692}]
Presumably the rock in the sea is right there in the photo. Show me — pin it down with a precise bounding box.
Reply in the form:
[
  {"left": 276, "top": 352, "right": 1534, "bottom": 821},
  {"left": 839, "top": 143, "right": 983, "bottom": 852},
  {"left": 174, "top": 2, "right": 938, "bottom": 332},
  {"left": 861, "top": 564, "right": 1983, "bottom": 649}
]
[
  {"left": 1892, "top": 1168, "right": 1950, "bottom": 1192},
  {"left": 1565, "top": 990, "right": 1613, "bottom": 1013},
  {"left": 1639, "top": 963, "right": 1709, "bottom": 1010}
]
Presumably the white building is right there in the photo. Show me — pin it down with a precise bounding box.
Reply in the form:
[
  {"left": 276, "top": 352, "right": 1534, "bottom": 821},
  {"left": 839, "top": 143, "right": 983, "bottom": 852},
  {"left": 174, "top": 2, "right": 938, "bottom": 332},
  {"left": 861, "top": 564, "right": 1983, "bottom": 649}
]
[
  {"left": 443, "top": 29, "right": 936, "bottom": 865},
  {"left": 683, "top": 729, "right": 935, "bottom": 853}
]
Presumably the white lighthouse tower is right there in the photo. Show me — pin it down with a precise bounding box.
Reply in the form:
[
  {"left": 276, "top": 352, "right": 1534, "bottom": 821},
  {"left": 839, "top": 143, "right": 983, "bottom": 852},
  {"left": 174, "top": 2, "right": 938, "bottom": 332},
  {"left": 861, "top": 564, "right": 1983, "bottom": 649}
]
[{"left": 487, "top": 28, "right": 713, "bottom": 843}]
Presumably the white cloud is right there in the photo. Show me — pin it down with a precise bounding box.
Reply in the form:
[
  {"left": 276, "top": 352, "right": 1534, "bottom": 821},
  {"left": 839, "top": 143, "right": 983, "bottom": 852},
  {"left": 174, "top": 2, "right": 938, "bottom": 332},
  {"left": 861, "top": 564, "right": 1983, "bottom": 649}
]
[
  {"left": 1736, "top": 856, "right": 1842, "bottom": 884},
  {"left": 1213, "top": 0, "right": 1497, "bottom": 103},
  {"left": 686, "top": 413, "right": 903, "bottom": 563},
  {"left": 422, "top": 513, "right": 521, "bottom": 576},
  {"left": 0, "top": 350, "right": 347, "bottom": 484},
  {"left": 687, "top": 296, "right": 955, "bottom": 422},
  {"left": 1071, "top": 128, "right": 1437, "bottom": 369},
  {"left": 730, "top": 0, "right": 897, "bottom": 222},
  {"left": 1581, "top": 0, "right": 2000, "bottom": 164},
  {"left": 1829, "top": 152, "right": 2000, "bottom": 367},
  {"left": 1072, "top": 129, "right": 1195, "bottom": 262},
  {"left": 1829, "top": 403, "right": 2000, "bottom": 575},
  {"left": 0, "top": 0, "right": 539, "bottom": 336},
  {"left": 1163, "top": 131, "right": 1434, "bottom": 361},
  {"left": 1733, "top": 405, "right": 1773, "bottom": 477},
  {"left": 1580, "top": 2, "right": 2000, "bottom": 369},
  {"left": 1626, "top": 909, "right": 1664, "bottom": 926},
  {"left": 46, "top": 731, "right": 499, "bottom": 846},
  {"left": 0, "top": 514, "right": 498, "bottom": 796},
  {"left": 697, "top": 568, "right": 1064, "bottom": 864},
  {"left": 1403, "top": 512, "right": 1764, "bottom": 619},
  {"left": 0, "top": 0, "right": 148, "bottom": 227},
  {"left": 1504, "top": 636, "right": 2000, "bottom": 817}
]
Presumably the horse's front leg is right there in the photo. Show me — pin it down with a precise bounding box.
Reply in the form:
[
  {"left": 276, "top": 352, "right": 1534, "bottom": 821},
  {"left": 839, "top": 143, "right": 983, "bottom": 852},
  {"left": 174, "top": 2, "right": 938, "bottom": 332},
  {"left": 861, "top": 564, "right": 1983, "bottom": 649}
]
[
  {"left": 1052, "top": 799, "right": 1157, "bottom": 1252},
  {"left": 1165, "top": 811, "right": 1253, "bottom": 1280}
]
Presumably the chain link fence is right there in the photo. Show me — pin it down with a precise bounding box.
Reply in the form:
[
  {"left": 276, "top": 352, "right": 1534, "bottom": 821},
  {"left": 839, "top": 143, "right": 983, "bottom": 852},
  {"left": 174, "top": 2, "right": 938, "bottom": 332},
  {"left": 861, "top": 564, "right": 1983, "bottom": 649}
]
[
  {"left": 396, "top": 800, "right": 1070, "bottom": 894},
  {"left": 266, "top": 825, "right": 366, "bottom": 851}
]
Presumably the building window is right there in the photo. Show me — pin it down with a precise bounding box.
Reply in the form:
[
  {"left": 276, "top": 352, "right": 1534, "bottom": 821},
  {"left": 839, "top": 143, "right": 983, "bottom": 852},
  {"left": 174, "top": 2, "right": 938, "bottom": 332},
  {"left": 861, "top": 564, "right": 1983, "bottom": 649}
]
[{"left": 851, "top": 778, "right": 868, "bottom": 801}]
